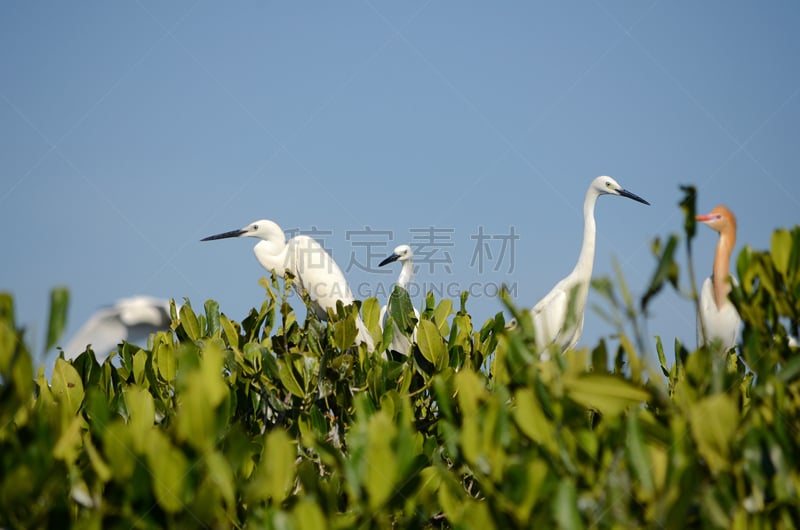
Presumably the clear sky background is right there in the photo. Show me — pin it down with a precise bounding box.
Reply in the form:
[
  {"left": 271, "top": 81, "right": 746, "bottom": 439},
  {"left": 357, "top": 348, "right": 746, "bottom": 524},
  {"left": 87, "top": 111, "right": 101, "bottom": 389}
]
[{"left": 2, "top": 2, "right": 798, "bottom": 371}]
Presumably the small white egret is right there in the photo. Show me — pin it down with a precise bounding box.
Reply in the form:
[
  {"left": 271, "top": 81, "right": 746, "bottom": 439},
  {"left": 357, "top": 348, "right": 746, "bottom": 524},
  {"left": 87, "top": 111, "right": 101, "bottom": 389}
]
[
  {"left": 527, "top": 176, "right": 649, "bottom": 356},
  {"left": 378, "top": 244, "right": 419, "bottom": 356},
  {"left": 202, "top": 219, "right": 374, "bottom": 351},
  {"left": 62, "top": 296, "right": 172, "bottom": 362},
  {"left": 696, "top": 205, "right": 741, "bottom": 351}
]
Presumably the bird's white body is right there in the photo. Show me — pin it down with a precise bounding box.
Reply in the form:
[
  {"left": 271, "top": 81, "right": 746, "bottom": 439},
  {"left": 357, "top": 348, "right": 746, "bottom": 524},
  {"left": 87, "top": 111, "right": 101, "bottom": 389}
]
[
  {"left": 203, "top": 220, "right": 374, "bottom": 351},
  {"left": 697, "top": 276, "right": 740, "bottom": 351},
  {"left": 378, "top": 244, "right": 419, "bottom": 356},
  {"left": 527, "top": 176, "right": 649, "bottom": 356},
  {"left": 696, "top": 205, "right": 741, "bottom": 351},
  {"left": 62, "top": 296, "right": 171, "bottom": 361}
]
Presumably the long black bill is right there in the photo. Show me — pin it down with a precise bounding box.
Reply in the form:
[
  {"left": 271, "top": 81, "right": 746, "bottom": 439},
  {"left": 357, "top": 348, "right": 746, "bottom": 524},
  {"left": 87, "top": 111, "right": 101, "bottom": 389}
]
[
  {"left": 201, "top": 228, "right": 247, "bottom": 242},
  {"left": 379, "top": 253, "right": 401, "bottom": 267},
  {"left": 618, "top": 188, "right": 650, "bottom": 206}
]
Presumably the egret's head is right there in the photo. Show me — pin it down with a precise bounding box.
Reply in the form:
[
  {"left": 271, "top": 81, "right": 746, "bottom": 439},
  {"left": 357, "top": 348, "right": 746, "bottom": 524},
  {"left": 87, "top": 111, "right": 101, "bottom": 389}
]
[
  {"left": 697, "top": 205, "right": 736, "bottom": 234},
  {"left": 201, "top": 219, "right": 284, "bottom": 242},
  {"left": 593, "top": 176, "right": 650, "bottom": 205},
  {"left": 379, "top": 244, "right": 413, "bottom": 267}
]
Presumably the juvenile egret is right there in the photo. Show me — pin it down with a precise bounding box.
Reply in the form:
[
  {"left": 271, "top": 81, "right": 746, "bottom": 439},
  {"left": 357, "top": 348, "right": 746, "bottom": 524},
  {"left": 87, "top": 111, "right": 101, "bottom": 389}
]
[
  {"left": 378, "top": 244, "right": 419, "bottom": 356},
  {"left": 62, "top": 296, "right": 172, "bottom": 362},
  {"left": 202, "top": 219, "right": 374, "bottom": 351},
  {"left": 527, "top": 176, "right": 649, "bottom": 356},
  {"left": 696, "top": 205, "right": 741, "bottom": 351}
]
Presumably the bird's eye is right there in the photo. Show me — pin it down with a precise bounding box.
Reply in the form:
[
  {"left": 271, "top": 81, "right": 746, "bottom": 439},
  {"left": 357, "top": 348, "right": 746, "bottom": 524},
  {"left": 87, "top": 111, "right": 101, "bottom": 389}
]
[
  {"left": 605, "top": 181, "right": 612, "bottom": 188},
  {"left": 252, "top": 224, "right": 258, "bottom": 230}
]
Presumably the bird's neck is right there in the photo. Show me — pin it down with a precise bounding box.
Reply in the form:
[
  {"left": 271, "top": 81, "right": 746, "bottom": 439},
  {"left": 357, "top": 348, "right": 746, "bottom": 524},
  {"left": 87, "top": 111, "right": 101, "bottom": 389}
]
[
  {"left": 712, "top": 227, "right": 736, "bottom": 309},
  {"left": 397, "top": 259, "right": 414, "bottom": 290},
  {"left": 572, "top": 189, "right": 598, "bottom": 281},
  {"left": 255, "top": 239, "right": 290, "bottom": 278}
]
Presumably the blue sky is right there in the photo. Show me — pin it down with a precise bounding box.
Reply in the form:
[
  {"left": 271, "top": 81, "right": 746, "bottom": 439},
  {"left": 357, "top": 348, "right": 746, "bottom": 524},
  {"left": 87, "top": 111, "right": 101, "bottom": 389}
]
[{"left": 2, "top": 2, "right": 798, "bottom": 370}]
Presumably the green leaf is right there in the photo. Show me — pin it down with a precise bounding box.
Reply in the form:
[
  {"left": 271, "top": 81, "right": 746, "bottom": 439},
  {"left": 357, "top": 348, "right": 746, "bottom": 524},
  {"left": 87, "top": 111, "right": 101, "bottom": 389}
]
[
  {"left": 179, "top": 302, "right": 200, "bottom": 341},
  {"left": 146, "top": 429, "right": 188, "bottom": 513},
  {"left": 641, "top": 235, "right": 680, "bottom": 312},
  {"left": 204, "top": 299, "right": 221, "bottom": 337},
  {"left": 361, "top": 296, "right": 382, "bottom": 339},
  {"left": 626, "top": 410, "right": 655, "bottom": 499},
  {"left": 53, "top": 416, "right": 83, "bottom": 464},
  {"left": 278, "top": 356, "right": 306, "bottom": 398},
  {"left": 688, "top": 393, "right": 738, "bottom": 475},
  {"left": 45, "top": 287, "right": 70, "bottom": 352},
  {"left": 416, "top": 319, "right": 445, "bottom": 367},
  {"left": 293, "top": 499, "right": 328, "bottom": 530},
  {"left": 366, "top": 411, "right": 397, "bottom": 510},
  {"left": 51, "top": 357, "right": 84, "bottom": 417},
  {"left": 513, "top": 388, "right": 556, "bottom": 453},
  {"left": 563, "top": 374, "right": 649, "bottom": 416},
  {"left": 154, "top": 337, "right": 177, "bottom": 383},
  {"left": 433, "top": 299, "right": 453, "bottom": 335},
  {"left": 124, "top": 385, "right": 155, "bottom": 452},
  {"left": 332, "top": 311, "right": 358, "bottom": 351},
  {"left": 554, "top": 478, "right": 583, "bottom": 530},
  {"left": 102, "top": 420, "right": 135, "bottom": 480},
  {"left": 679, "top": 185, "right": 697, "bottom": 241},
  {"left": 205, "top": 451, "right": 236, "bottom": 507},
  {"left": 771, "top": 229, "right": 792, "bottom": 279},
  {"left": 132, "top": 349, "right": 148, "bottom": 386},
  {"left": 388, "top": 286, "right": 416, "bottom": 334},
  {"left": 220, "top": 314, "right": 240, "bottom": 349},
  {"left": 249, "top": 429, "right": 296, "bottom": 503}
]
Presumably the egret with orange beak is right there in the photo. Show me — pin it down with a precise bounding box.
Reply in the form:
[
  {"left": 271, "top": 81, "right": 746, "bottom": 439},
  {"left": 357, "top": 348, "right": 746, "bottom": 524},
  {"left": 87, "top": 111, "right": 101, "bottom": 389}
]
[{"left": 696, "top": 205, "right": 741, "bottom": 351}]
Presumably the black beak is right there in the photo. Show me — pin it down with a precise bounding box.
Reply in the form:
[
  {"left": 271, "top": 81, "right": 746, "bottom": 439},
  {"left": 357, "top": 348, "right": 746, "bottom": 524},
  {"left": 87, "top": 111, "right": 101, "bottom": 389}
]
[
  {"left": 618, "top": 188, "right": 650, "bottom": 206},
  {"left": 201, "top": 228, "right": 247, "bottom": 241},
  {"left": 379, "top": 253, "right": 401, "bottom": 267}
]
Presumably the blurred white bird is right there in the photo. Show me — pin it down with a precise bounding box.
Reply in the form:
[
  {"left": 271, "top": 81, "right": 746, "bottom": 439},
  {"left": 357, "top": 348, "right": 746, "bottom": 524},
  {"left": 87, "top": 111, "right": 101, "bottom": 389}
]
[
  {"left": 378, "top": 244, "right": 419, "bottom": 356},
  {"left": 202, "top": 219, "right": 374, "bottom": 351},
  {"left": 528, "top": 176, "right": 649, "bottom": 357},
  {"left": 62, "top": 296, "right": 172, "bottom": 362},
  {"left": 696, "top": 205, "right": 741, "bottom": 351}
]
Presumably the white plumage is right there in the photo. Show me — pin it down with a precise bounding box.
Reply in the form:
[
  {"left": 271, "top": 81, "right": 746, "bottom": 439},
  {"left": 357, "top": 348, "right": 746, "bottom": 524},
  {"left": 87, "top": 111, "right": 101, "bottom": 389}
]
[
  {"left": 202, "top": 219, "right": 374, "bottom": 351},
  {"left": 528, "top": 176, "right": 649, "bottom": 356},
  {"left": 62, "top": 296, "right": 171, "bottom": 361}
]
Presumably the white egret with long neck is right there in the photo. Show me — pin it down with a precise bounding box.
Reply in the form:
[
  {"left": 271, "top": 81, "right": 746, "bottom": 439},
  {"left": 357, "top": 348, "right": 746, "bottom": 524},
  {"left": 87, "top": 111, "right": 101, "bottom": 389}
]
[
  {"left": 202, "top": 220, "right": 374, "bottom": 351},
  {"left": 696, "top": 205, "right": 741, "bottom": 351},
  {"left": 528, "top": 176, "right": 650, "bottom": 356},
  {"left": 378, "top": 244, "right": 419, "bottom": 356}
]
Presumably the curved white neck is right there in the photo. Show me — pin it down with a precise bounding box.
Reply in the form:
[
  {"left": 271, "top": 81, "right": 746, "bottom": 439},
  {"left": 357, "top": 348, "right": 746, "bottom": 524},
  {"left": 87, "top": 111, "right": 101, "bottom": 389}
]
[
  {"left": 571, "top": 188, "right": 598, "bottom": 280},
  {"left": 254, "top": 238, "right": 290, "bottom": 278},
  {"left": 397, "top": 258, "right": 414, "bottom": 290}
]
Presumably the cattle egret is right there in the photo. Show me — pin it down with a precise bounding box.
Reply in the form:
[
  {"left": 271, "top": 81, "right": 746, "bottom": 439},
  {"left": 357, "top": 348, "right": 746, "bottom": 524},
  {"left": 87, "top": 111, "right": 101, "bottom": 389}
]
[
  {"left": 202, "top": 219, "right": 374, "bottom": 351},
  {"left": 378, "top": 244, "right": 419, "bottom": 356},
  {"left": 696, "top": 205, "right": 741, "bottom": 351},
  {"left": 528, "top": 176, "right": 649, "bottom": 357},
  {"left": 62, "top": 296, "right": 172, "bottom": 361}
]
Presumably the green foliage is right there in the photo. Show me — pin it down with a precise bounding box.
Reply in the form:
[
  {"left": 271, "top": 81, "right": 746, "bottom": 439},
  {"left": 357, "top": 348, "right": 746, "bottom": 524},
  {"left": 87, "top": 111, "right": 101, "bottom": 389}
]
[{"left": 2, "top": 198, "right": 800, "bottom": 528}]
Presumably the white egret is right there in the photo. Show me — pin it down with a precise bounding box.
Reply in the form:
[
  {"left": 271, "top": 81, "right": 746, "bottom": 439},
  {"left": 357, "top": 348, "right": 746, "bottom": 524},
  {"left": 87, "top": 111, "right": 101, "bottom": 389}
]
[
  {"left": 202, "top": 219, "right": 374, "bottom": 351},
  {"left": 527, "top": 176, "right": 649, "bottom": 356},
  {"left": 378, "top": 244, "right": 419, "bottom": 356},
  {"left": 62, "top": 296, "right": 172, "bottom": 362},
  {"left": 696, "top": 205, "right": 741, "bottom": 351}
]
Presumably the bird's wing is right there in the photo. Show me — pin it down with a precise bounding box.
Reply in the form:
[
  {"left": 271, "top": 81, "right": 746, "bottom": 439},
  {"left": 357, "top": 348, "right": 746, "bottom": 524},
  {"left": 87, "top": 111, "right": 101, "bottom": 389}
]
[
  {"left": 117, "top": 297, "right": 171, "bottom": 327},
  {"left": 530, "top": 286, "right": 568, "bottom": 350},
  {"left": 290, "top": 236, "right": 355, "bottom": 315},
  {"left": 62, "top": 307, "right": 129, "bottom": 361}
]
